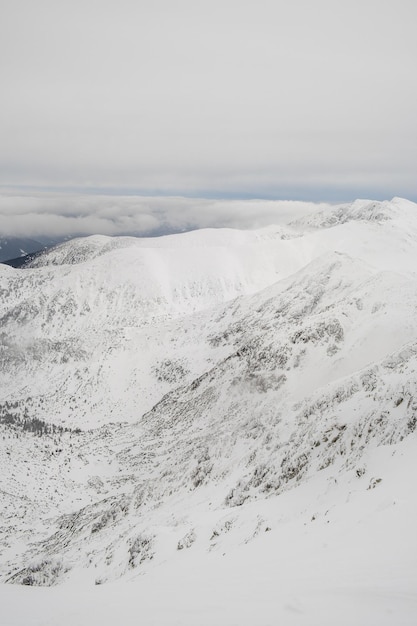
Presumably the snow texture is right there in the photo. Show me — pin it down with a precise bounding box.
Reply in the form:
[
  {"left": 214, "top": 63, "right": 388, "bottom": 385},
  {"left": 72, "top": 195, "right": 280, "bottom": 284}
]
[{"left": 0, "top": 197, "right": 416, "bottom": 625}]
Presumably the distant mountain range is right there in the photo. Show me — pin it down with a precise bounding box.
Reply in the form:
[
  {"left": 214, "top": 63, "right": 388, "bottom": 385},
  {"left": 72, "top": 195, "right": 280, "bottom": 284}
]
[{"left": 0, "top": 237, "right": 47, "bottom": 263}]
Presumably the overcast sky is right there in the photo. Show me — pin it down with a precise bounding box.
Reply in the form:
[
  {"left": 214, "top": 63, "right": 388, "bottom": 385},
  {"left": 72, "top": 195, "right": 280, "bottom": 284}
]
[{"left": 1, "top": 0, "right": 416, "bottom": 237}]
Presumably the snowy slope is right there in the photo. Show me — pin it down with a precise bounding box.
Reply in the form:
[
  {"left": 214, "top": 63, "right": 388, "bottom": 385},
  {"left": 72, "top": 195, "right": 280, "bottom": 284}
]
[
  {"left": 0, "top": 197, "right": 416, "bottom": 625},
  {"left": 1, "top": 437, "right": 416, "bottom": 626}
]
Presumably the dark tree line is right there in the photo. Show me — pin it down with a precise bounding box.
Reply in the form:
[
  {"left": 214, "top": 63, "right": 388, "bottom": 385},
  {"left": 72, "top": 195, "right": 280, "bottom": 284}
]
[{"left": 0, "top": 400, "right": 73, "bottom": 436}]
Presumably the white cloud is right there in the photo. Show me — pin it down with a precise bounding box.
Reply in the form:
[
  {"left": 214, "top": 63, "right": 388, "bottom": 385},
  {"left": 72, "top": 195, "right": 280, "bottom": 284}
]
[{"left": 0, "top": 191, "right": 329, "bottom": 238}]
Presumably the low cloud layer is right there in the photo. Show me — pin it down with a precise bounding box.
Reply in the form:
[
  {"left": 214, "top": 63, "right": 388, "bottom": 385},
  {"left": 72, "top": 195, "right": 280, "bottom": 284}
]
[{"left": 0, "top": 191, "right": 331, "bottom": 239}]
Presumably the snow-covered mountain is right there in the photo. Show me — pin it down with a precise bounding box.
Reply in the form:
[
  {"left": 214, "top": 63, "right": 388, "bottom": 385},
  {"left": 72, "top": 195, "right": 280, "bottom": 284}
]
[{"left": 1, "top": 198, "right": 416, "bottom": 625}]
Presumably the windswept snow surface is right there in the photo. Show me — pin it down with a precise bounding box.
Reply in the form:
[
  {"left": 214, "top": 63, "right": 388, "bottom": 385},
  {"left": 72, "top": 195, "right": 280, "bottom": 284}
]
[{"left": 1, "top": 198, "right": 417, "bottom": 625}]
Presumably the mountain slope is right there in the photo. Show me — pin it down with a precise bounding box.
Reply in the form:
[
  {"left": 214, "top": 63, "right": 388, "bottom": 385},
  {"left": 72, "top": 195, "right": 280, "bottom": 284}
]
[{"left": 0, "top": 198, "right": 416, "bottom": 624}]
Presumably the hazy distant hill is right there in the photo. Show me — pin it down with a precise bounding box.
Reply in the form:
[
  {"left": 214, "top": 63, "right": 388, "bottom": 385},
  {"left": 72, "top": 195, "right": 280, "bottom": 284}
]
[{"left": 0, "top": 236, "right": 46, "bottom": 262}]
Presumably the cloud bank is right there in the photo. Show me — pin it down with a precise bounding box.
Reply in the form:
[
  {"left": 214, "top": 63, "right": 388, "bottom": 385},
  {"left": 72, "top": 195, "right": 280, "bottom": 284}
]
[{"left": 0, "top": 191, "right": 330, "bottom": 239}]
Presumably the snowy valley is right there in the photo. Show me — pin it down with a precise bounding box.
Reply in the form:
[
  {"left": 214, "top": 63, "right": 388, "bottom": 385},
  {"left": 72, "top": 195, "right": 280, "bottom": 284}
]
[{"left": 0, "top": 198, "right": 416, "bottom": 625}]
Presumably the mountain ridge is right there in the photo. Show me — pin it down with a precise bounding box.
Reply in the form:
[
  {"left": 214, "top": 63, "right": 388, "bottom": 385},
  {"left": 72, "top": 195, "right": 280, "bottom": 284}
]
[{"left": 0, "top": 198, "right": 416, "bottom": 624}]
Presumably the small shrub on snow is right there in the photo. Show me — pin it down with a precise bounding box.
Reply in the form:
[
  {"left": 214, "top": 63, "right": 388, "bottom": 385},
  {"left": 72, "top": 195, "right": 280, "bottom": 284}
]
[
  {"left": 10, "top": 557, "right": 69, "bottom": 586},
  {"left": 177, "top": 529, "right": 196, "bottom": 550},
  {"left": 128, "top": 533, "right": 154, "bottom": 568}
]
